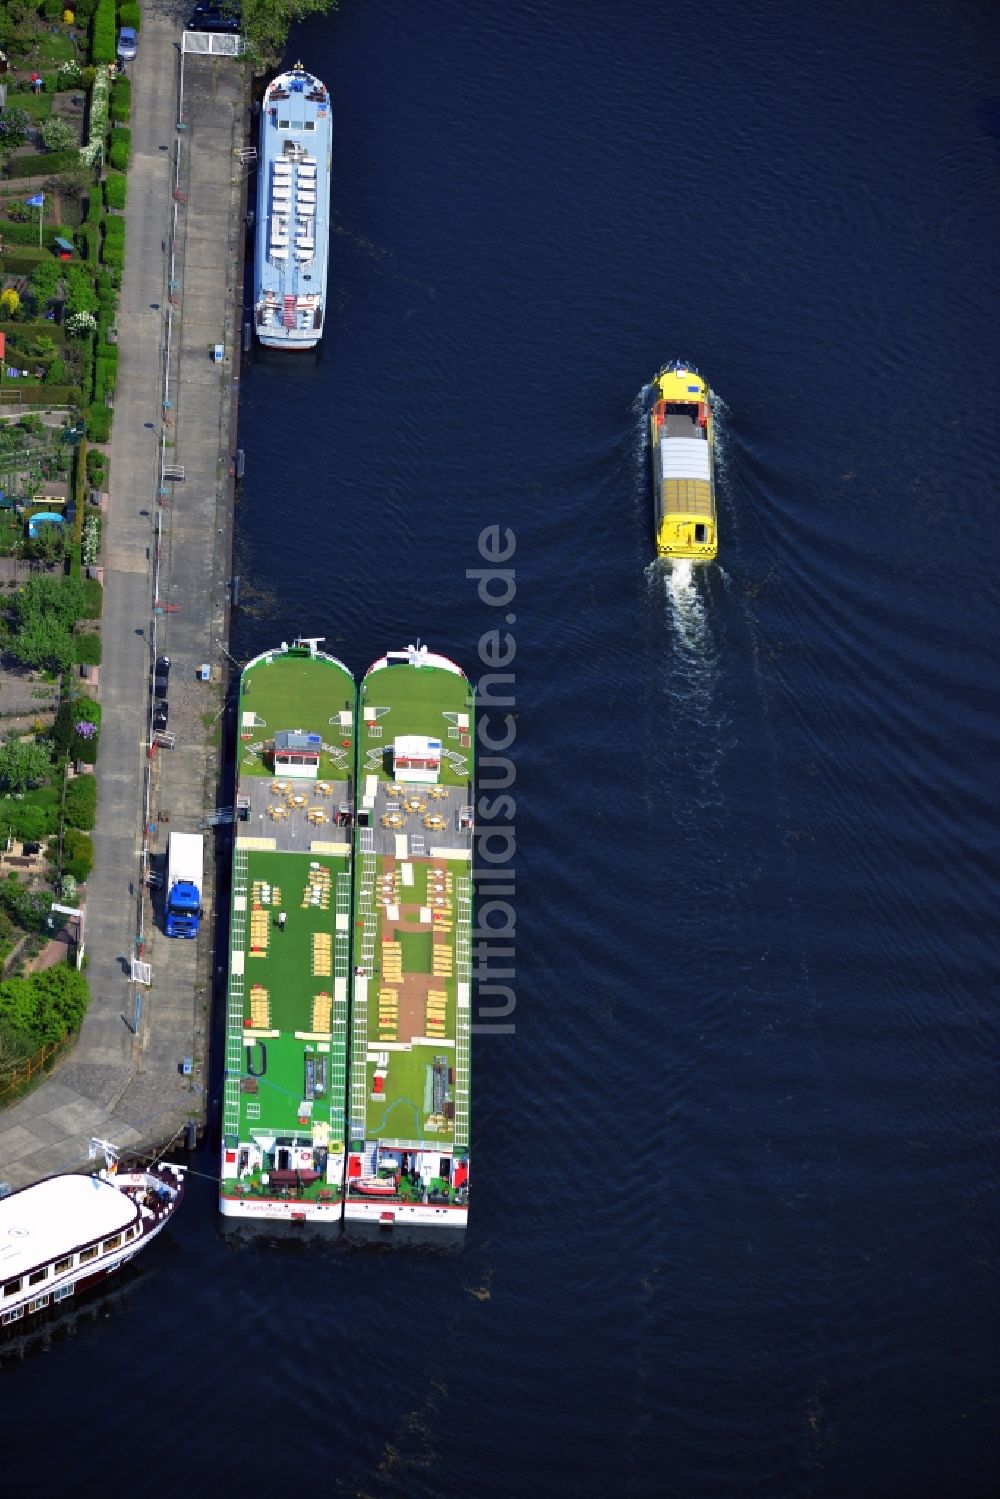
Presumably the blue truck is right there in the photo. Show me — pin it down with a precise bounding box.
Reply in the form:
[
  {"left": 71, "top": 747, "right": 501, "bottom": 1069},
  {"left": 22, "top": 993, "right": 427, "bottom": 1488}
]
[{"left": 165, "top": 831, "right": 203, "bottom": 938}]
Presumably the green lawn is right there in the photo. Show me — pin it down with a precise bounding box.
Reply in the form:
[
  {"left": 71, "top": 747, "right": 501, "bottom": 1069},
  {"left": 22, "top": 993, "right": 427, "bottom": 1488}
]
[
  {"left": 361, "top": 661, "right": 472, "bottom": 786},
  {"left": 18, "top": 93, "right": 54, "bottom": 122},
  {"left": 238, "top": 649, "right": 354, "bottom": 780},
  {"left": 33, "top": 34, "right": 77, "bottom": 63},
  {"left": 394, "top": 927, "right": 431, "bottom": 972},
  {"left": 366, "top": 1044, "right": 454, "bottom": 1146},
  {"left": 241, "top": 847, "right": 345, "bottom": 1033}
]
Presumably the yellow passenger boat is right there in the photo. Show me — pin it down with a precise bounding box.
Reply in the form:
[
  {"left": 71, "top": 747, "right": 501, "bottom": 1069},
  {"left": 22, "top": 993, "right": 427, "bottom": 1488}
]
[{"left": 650, "top": 363, "right": 717, "bottom": 561}]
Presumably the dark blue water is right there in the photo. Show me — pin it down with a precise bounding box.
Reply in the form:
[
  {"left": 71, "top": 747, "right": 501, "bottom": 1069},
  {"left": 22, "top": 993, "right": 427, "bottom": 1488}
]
[{"left": 5, "top": 2, "right": 1000, "bottom": 1494}]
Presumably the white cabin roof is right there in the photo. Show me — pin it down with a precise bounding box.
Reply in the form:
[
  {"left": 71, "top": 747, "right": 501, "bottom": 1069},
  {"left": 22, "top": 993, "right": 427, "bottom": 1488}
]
[
  {"left": 0, "top": 1175, "right": 136, "bottom": 1280},
  {"left": 657, "top": 435, "right": 711, "bottom": 481}
]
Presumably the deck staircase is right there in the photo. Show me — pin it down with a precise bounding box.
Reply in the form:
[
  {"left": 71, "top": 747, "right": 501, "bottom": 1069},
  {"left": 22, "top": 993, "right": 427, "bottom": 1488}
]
[{"left": 282, "top": 294, "right": 296, "bottom": 329}]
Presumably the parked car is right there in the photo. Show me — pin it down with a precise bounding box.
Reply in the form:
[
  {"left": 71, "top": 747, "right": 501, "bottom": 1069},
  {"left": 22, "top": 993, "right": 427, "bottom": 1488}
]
[
  {"left": 154, "top": 655, "right": 170, "bottom": 694},
  {"left": 117, "top": 26, "right": 137, "bottom": 61},
  {"left": 188, "top": 6, "right": 241, "bottom": 32},
  {"left": 153, "top": 700, "right": 169, "bottom": 732}
]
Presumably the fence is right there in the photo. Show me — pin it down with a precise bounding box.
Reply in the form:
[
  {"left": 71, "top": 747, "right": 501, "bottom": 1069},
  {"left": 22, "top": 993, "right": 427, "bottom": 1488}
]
[{"left": 0, "top": 1032, "right": 71, "bottom": 1108}]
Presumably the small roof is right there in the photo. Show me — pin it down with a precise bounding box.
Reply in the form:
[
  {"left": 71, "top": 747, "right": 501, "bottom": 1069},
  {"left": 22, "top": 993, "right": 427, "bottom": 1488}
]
[
  {"left": 0, "top": 1174, "right": 136, "bottom": 1280},
  {"left": 394, "top": 735, "right": 441, "bottom": 758},
  {"left": 274, "top": 729, "right": 321, "bottom": 752}
]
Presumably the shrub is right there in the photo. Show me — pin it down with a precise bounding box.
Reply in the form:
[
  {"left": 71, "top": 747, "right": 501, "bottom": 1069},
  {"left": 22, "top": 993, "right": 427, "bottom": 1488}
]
[
  {"left": 41, "top": 117, "right": 77, "bottom": 152},
  {"left": 0, "top": 800, "right": 56, "bottom": 844},
  {"left": 64, "top": 770, "right": 97, "bottom": 831},
  {"left": 118, "top": 0, "right": 140, "bottom": 27},
  {"left": 104, "top": 170, "right": 127, "bottom": 210},
  {"left": 0, "top": 967, "right": 90, "bottom": 1047},
  {"left": 57, "top": 59, "right": 84, "bottom": 89},
  {"left": 86, "top": 448, "right": 106, "bottom": 486},
  {"left": 44, "top": 356, "right": 68, "bottom": 384},
  {"left": 0, "top": 108, "right": 30, "bottom": 152},
  {"left": 108, "top": 127, "right": 130, "bottom": 172},
  {"left": 53, "top": 698, "right": 100, "bottom": 766},
  {"left": 64, "top": 264, "right": 99, "bottom": 316},
  {"left": 63, "top": 827, "right": 95, "bottom": 880},
  {"left": 30, "top": 259, "right": 61, "bottom": 304},
  {"left": 73, "top": 630, "right": 101, "bottom": 665}
]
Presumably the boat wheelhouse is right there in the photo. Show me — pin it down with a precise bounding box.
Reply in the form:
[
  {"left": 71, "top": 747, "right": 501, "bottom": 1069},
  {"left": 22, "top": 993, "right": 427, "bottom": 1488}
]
[
  {"left": 254, "top": 63, "right": 332, "bottom": 350},
  {"left": 0, "top": 1157, "right": 184, "bottom": 1327},
  {"left": 344, "top": 645, "right": 474, "bottom": 1229},
  {"left": 650, "top": 362, "right": 718, "bottom": 560},
  {"left": 219, "top": 639, "right": 356, "bottom": 1221}
]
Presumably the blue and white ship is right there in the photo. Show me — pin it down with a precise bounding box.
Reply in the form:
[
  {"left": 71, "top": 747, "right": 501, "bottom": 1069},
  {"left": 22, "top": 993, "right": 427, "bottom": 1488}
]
[{"left": 254, "top": 64, "right": 332, "bottom": 350}]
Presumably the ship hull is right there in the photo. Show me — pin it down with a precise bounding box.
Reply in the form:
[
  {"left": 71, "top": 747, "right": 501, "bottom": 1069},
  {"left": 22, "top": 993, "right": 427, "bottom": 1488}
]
[{"left": 253, "top": 65, "right": 332, "bottom": 350}]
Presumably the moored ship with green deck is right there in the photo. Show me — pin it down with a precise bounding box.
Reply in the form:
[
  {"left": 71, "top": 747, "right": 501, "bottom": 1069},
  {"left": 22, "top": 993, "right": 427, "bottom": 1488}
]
[
  {"left": 344, "top": 645, "right": 474, "bottom": 1229},
  {"left": 219, "top": 638, "right": 356, "bottom": 1222}
]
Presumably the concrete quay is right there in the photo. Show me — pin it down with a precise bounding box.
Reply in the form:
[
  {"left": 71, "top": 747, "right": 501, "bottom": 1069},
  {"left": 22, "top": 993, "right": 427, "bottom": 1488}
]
[{"left": 0, "top": 16, "right": 249, "bottom": 1188}]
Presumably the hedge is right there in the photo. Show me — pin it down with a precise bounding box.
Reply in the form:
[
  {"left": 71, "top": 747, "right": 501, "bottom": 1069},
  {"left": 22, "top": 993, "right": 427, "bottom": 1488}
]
[
  {"left": 64, "top": 772, "right": 97, "bottom": 831},
  {"left": 6, "top": 149, "right": 82, "bottom": 179},
  {"left": 87, "top": 404, "right": 111, "bottom": 442},
  {"left": 101, "top": 215, "right": 124, "bottom": 271},
  {"left": 108, "top": 129, "right": 130, "bottom": 172},
  {"left": 91, "top": 0, "right": 117, "bottom": 65},
  {"left": 95, "top": 354, "right": 116, "bottom": 392},
  {"left": 62, "top": 827, "right": 93, "bottom": 880},
  {"left": 0, "top": 249, "right": 46, "bottom": 273},
  {"left": 104, "top": 171, "right": 127, "bottom": 210},
  {"left": 73, "top": 631, "right": 102, "bottom": 665},
  {"left": 0, "top": 220, "right": 74, "bottom": 247},
  {"left": 110, "top": 75, "right": 131, "bottom": 125},
  {"left": 0, "top": 320, "right": 66, "bottom": 345},
  {"left": 0, "top": 384, "right": 79, "bottom": 406}
]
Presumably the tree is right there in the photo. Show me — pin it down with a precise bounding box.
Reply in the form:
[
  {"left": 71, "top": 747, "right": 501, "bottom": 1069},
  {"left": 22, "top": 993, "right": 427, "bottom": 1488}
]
[
  {"left": 241, "top": 0, "right": 339, "bottom": 63},
  {"left": 30, "top": 259, "right": 61, "bottom": 306},
  {"left": 0, "top": 738, "right": 52, "bottom": 794},
  {"left": 24, "top": 521, "right": 68, "bottom": 564},
  {"left": 0, "top": 288, "right": 20, "bottom": 318},
  {"left": 10, "top": 575, "right": 84, "bottom": 674},
  {"left": 46, "top": 163, "right": 93, "bottom": 201},
  {"left": 0, "top": 107, "right": 31, "bottom": 153}
]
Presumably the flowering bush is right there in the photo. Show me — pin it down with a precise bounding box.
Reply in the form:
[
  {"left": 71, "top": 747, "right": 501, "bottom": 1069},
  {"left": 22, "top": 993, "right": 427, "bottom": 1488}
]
[
  {"left": 66, "top": 310, "right": 97, "bottom": 338},
  {"left": 81, "top": 514, "right": 101, "bottom": 566},
  {"left": 74, "top": 720, "right": 97, "bottom": 740},
  {"left": 42, "top": 118, "right": 77, "bottom": 152},
  {"left": 79, "top": 64, "right": 111, "bottom": 170},
  {"left": 59, "top": 60, "right": 83, "bottom": 87}
]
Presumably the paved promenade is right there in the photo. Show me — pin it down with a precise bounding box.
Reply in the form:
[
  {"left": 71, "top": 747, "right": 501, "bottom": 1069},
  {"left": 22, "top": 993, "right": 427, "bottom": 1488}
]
[{"left": 0, "top": 15, "right": 248, "bottom": 1187}]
